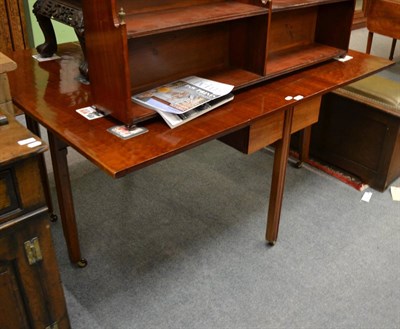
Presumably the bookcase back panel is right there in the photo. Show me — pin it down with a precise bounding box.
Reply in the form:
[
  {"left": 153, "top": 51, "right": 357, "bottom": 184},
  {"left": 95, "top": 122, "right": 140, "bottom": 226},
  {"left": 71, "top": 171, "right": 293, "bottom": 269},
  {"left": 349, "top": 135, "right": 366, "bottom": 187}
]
[
  {"left": 129, "top": 25, "right": 230, "bottom": 93},
  {"left": 268, "top": 7, "right": 317, "bottom": 55},
  {"left": 229, "top": 15, "right": 267, "bottom": 76},
  {"left": 128, "top": 17, "right": 267, "bottom": 94},
  {"left": 315, "top": 1, "right": 354, "bottom": 50},
  {"left": 264, "top": 0, "right": 353, "bottom": 78}
]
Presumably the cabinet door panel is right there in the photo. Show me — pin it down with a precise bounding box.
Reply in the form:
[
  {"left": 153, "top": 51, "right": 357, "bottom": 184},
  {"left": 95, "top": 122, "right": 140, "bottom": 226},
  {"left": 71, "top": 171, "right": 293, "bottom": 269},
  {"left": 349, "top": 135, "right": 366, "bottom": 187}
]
[
  {"left": 0, "top": 238, "right": 30, "bottom": 329},
  {"left": 0, "top": 218, "right": 70, "bottom": 329}
]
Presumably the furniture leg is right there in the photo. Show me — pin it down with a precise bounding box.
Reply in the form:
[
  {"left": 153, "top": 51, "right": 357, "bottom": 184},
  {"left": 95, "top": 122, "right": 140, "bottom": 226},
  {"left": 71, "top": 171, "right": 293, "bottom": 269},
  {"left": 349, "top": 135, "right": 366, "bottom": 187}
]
[
  {"left": 366, "top": 31, "right": 373, "bottom": 54},
  {"left": 389, "top": 39, "right": 397, "bottom": 60},
  {"left": 47, "top": 131, "right": 87, "bottom": 267},
  {"left": 295, "top": 126, "right": 312, "bottom": 168},
  {"left": 266, "top": 107, "right": 294, "bottom": 244},
  {"left": 33, "top": 0, "right": 58, "bottom": 57},
  {"left": 24, "top": 115, "right": 57, "bottom": 222}
]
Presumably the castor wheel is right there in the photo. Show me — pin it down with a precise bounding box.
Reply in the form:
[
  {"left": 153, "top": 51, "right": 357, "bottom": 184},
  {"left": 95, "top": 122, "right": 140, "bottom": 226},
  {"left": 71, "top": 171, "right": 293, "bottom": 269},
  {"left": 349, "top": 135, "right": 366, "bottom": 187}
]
[
  {"left": 294, "top": 161, "right": 303, "bottom": 169},
  {"left": 267, "top": 240, "right": 276, "bottom": 246},
  {"left": 49, "top": 213, "right": 58, "bottom": 222},
  {"left": 77, "top": 259, "right": 88, "bottom": 268}
]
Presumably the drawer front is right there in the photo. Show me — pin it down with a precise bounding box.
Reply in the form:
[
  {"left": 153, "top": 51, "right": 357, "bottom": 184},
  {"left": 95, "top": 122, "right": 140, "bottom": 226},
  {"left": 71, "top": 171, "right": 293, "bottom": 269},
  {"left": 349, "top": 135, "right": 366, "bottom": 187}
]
[
  {"left": 220, "top": 96, "right": 321, "bottom": 154},
  {"left": 291, "top": 96, "right": 321, "bottom": 133},
  {"left": 0, "top": 169, "right": 20, "bottom": 220},
  {"left": 0, "top": 157, "right": 46, "bottom": 223}
]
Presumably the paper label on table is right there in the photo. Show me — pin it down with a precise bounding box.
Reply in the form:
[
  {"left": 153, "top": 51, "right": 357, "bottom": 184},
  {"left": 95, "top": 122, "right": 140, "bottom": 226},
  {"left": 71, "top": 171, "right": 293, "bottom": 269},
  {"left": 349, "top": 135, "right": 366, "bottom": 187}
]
[
  {"left": 76, "top": 106, "right": 104, "bottom": 120},
  {"left": 18, "top": 137, "right": 36, "bottom": 145},
  {"left": 27, "top": 141, "right": 42, "bottom": 148},
  {"left": 294, "top": 95, "right": 304, "bottom": 101},
  {"left": 390, "top": 186, "right": 400, "bottom": 201},
  {"left": 361, "top": 191, "right": 372, "bottom": 202},
  {"left": 334, "top": 55, "right": 353, "bottom": 62},
  {"left": 107, "top": 125, "right": 148, "bottom": 139},
  {"left": 32, "top": 54, "right": 61, "bottom": 62}
]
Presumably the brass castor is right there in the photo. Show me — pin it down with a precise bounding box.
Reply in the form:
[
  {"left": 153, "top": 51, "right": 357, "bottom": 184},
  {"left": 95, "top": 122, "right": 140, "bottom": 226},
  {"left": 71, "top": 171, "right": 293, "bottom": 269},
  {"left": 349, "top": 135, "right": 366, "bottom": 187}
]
[
  {"left": 77, "top": 259, "right": 88, "bottom": 268},
  {"left": 267, "top": 240, "right": 276, "bottom": 246},
  {"left": 294, "top": 161, "right": 303, "bottom": 169},
  {"left": 49, "top": 213, "right": 58, "bottom": 222}
]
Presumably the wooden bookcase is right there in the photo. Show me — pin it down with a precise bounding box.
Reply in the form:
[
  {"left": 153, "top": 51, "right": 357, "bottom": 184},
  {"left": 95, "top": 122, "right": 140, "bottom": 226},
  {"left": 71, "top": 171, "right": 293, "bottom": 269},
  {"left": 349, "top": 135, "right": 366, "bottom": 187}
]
[{"left": 81, "top": 0, "right": 355, "bottom": 126}]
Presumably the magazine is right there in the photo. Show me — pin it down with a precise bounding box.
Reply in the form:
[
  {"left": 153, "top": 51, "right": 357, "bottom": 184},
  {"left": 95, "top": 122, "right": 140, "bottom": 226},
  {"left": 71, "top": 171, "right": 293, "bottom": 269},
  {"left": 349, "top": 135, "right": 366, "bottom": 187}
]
[
  {"left": 156, "top": 93, "right": 234, "bottom": 128},
  {"left": 131, "top": 76, "right": 234, "bottom": 127}
]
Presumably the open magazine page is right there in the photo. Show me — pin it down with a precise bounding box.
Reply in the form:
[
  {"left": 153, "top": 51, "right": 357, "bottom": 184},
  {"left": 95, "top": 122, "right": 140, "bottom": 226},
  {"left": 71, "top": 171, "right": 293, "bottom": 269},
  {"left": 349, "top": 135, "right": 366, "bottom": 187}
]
[
  {"left": 157, "top": 93, "right": 234, "bottom": 129},
  {"left": 132, "top": 76, "right": 234, "bottom": 114}
]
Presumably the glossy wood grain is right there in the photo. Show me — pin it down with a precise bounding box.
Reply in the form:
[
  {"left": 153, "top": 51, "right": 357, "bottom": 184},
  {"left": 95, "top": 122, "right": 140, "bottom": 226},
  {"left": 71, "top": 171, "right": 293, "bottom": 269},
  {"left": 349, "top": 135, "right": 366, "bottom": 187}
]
[
  {"left": 7, "top": 44, "right": 393, "bottom": 262},
  {"left": 8, "top": 44, "right": 392, "bottom": 179}
]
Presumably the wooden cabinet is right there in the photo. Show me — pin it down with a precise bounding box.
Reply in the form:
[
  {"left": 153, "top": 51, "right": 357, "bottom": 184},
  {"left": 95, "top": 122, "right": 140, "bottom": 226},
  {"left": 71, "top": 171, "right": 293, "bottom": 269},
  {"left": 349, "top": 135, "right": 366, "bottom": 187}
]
[
  {"left": 0, "top": 0, "right": 29, "bottom": 52},
  {"left": 0, "top": 110, "right": 70, "bottom": 329},
  {"left": 80, "top": 0, "right": 355, "bottom": 126}
]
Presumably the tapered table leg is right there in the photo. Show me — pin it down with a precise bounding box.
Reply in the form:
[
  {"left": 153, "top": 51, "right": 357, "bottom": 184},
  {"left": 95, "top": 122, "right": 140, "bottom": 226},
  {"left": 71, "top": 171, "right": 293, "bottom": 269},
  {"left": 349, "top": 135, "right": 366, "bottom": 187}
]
[
  {"left": 266, "top": 107, "right": 294, "bottom": 244},
  {"left": 47, "top": 131, "right": 87, "bottom": 267},
  {"left": 24, "top": 115, "right": 57, "bottom": 221}
]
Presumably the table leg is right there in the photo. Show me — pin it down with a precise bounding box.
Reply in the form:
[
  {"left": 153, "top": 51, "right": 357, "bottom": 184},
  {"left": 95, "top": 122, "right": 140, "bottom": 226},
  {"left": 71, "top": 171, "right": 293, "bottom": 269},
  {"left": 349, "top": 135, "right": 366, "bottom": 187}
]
[
  {"left": 24, "top": 115, "right": 57, "bottom": 222},
  {"left": 295, "top": 126, "right": 312, "bottom": 168},
  {"left": 47, "top": 131, "right": 87, "bottom": 267},
  {"left": 266, "top": 107, "right": 294, "bottom": 244}
]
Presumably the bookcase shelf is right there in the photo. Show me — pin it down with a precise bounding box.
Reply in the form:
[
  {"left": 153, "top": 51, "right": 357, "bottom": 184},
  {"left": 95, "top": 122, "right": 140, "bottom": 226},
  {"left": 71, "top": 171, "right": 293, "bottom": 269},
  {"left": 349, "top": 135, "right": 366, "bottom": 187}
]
[
  {"left": 266, "top": 43, "right": 345, "bottom": 77},
  {"left": 123, "top": 1, "right": 268, "bottom": 38},
  {"left": 80, "top": 0, "right": 355, "bottom": 126},
  {"left": 271, "top": 0, "right": 349, "bottom": 11}
]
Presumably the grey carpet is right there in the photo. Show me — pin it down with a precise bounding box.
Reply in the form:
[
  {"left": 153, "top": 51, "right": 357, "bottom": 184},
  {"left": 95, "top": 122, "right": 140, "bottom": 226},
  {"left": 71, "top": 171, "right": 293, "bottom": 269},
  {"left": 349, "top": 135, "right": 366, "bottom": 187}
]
[
  {"left": 47, "top": 140, "right": 400, "bottom": 329},
  {"left": 18, "top": 26, "right": 399, "bottom": 329}
]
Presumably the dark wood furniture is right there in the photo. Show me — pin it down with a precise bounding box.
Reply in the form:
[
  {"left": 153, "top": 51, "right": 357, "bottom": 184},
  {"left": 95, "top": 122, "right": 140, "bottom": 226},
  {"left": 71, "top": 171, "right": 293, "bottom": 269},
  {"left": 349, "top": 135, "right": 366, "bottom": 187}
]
[
  {"left": 297, "top": 0, "right": 400, "bottom": 191},
  {"left": 8, "top": 43, "right": 392, "bottom": 266},
  {"left": 306, "top": 71, "right": 400, "bottom": 192},
  {"left": 0, "top": 109, "right": 70, "bottom": 328},
  {"left": 365, "top": 0, "right": 400, "bottom": 60},
  {"left": 82, "top": 0, "right": 355, "bottom": 126}
]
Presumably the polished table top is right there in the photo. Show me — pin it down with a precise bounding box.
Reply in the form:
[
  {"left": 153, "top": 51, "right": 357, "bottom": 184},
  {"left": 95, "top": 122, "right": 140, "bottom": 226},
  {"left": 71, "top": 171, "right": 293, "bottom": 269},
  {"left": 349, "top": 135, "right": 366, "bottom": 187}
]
[
  {"left": 8, "top": 43, "right": 393, "bottom": 178},
  {"left": 6, "top": 42, "right": 393, "bottom": 264}
]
